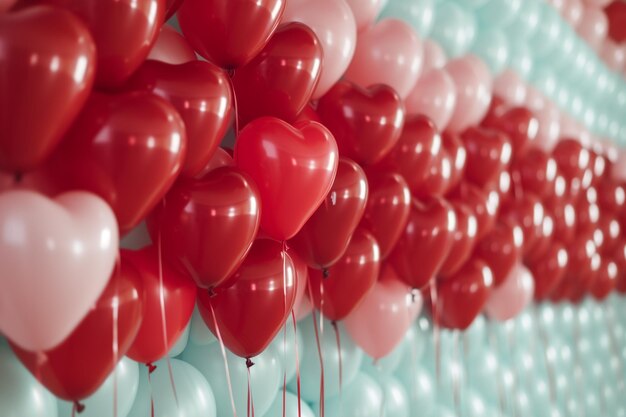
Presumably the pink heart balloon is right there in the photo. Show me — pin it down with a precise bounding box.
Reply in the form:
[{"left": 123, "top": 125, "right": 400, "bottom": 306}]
[
  {"left": 0, "top": 191, "right": 118, "bottom": 351},
  {"left": 484, "top": 263, "right": 535, "bottom": 322},
  {"left": 493, "top": 69, "right": 527, "bottom": 106},
  {"left": 344, "top": 18, "right": 423, "bottom": 99},
  {"left": 405, "top": 68, "right": 457, "bottom": 131},
  {"left": 344, "top": 265, "right": 422, "bottom": 359}
]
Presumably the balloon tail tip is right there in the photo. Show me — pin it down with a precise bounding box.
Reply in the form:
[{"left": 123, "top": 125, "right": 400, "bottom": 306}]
[{"left": 147, "top": 363, "right": 157, "bottom": 374}]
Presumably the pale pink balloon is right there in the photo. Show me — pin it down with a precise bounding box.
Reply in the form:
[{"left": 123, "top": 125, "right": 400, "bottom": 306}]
[
  {"left": 600, "top": 39, "right": 626, "bottom": 72},
  {"left": 525, "top": 85, "right": 545, "bottom": 112},
  {"left": 577, "top": 6, "right": 608, "bottom": 50},
  {"left": 611, "top": 149, "right": 626, "bottom": 182},
  {"left": 562, "top": 0, "right": 584, "bottom": 27},
  {"left": 493, "top": 69, "right": 527, "bottom": 106},
  {"left": 547, "top": 0, "right": 565, "bottom": 12},
  {"left": 559, "top": 112, "right": 580, "bottom": 138},
  {"left": 345, "top": 0, "right": 386, "bottom": 31},
  {"left": 283, "top": 0, "right": 357, "bottom": 99},
  {"left": 422, "top": 39, "right": 447, "bottom": 72},
  {"left": 405, "top": 68, "right": 457, "bottom": 130},
  {"left": 147, "top": 25, "right": 197, "bottom": 65},
  {"left": 445, "top": 55, "right": 493, "bottom": 132},
  {"left": 344, "top": 18, "right": 423, "bottom": 99},
  {"left": 582, "top": 0, "right": 611, "bottom": 7},
  {"left": 344, "top": 267, "right": 422, "bottom": 359},
  {"left": 0, "top": 191, "right": 119, "bottom": 351},
  {"left": 485, "top": 264, "right": 534, "bottom": 322}
]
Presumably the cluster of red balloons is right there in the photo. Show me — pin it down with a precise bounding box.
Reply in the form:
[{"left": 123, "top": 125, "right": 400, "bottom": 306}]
[{"left": 1, "top": 0, "right": 625, "bottom": 406}]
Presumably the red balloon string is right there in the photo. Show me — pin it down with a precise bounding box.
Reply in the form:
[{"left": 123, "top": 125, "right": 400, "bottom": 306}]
[
  {"left": 156, "top": 211, "right": 179, "bottom": 407},
  {"left": 307, "top": 278, "right": 325, "bottom": 417},
  {"left": 207, "top": 296, "right": 239, "bottom": 417},
  {"left": 246, "top": 358, "right": 256, "bottom": 417},
  {"left": 281, "top": 241, "right": 288, "bottom": 417},
  {"left": 330, "top": 321, "right": 342, "bottom": 394},
  {"left": 290, "top": 310, "right": 302, "bottom": 417},
  {"left": 146, "top": 364, "right": 155, "bottom": 417},
  {"left": 112, "top": 254, "right": 121, "bottom": 417},
  {"left": 428, "top": 281, "right": 441, "bottom": 384},
  {"left": 227, "top": 70, "right": 240, "bottom": 138},
  {"left": 406, "top": 299, "right": 420, "bottom": 414}
]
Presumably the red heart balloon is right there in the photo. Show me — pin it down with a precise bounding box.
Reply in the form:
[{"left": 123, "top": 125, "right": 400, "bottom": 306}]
[
  {"left": 500, "top": 193, "right": 544, "bottom": 256},
  {"left": 178, "top": 0, "right": 286, "bottom": 68},
  {"left": 10, "top": 255, "right": 143, "bottom": 401},
  {"left": 611, "top": 240, "right": 626, "bottom": 294},
  {"left": 126, "top": 60, "right": 233, "bottom": 178},
  {"left": 558, "top": 232, "right": 600, "bottom": 303},
  {"left": 231, "top": 22, "right": 323, "bottom": 126},
  {"left": 439, "top": 203, "right": 479, "bottom": 278},
  {"left": 149, "top": 166, "right": 261, "bottom": 289},
  {"left": 460, "top": 127, "right": 512, "bottom": 188},
  {"left": 473, "top": 219, "right": 524, "bottom": 286},
  {"left": 235, "top": 117, "right": 339, "bottom": 240},
  {"left": 590, "top": 257, "right": 617, "bottom": 301},
  {"left": 197, "top": 239, "right": 297, "bottom": 358},
  {"left": 34, "top": 91, "right": 186, "bottom": 234},
  {"left": 524, "top": 211, "right": 555, "bottom": 264},
  {"left": 490, "top": 169, "right": 512, "bottom": 205},
  {"left": 308, "top": 228, "right": 380, "bottom": 321},
  {"left": 317, "top": 80, "right": 405, "bottom": 166},
  {"left": 0, "top": 6, "right": 96, "bottom": 173},
  {"left": 442, "top": 131, "right": 467, "bottom": 192},
  {"left": 544, "top": 195, "right": 577, "bottom": 243},
  {"left": 390, "top": 197, "right": 456, "bottom": 289},
  {"left": 436, "top": 258, "right": 493, "bottom": 331},
  {"left": 448, "top": 181, "right": 500, "bottom": 240},
  {"left": 289, "top": 158, "right": 368, "bottom": 268},
  {"left": 147, "top": 25, "right": 197, "bottom": 65},
  {"left": 527, "top": 241, "right": 568, "bottom": 301},
  {"left": 375, "top": 114, "right": 441, "bottom": 194},
  {"left": 360, "top": 172, "right": 411, "bottom": 259},
  {"left": 512, "top": 148, "right": 558, "bottom": 198},
  {"left": 552, "top": 138, "right": 591, "bottom": 198},
  {"left": 597, "top": 215, "right": 621, "bottom": 253},
  {"left": 482, "top": 107, "right": 539, "bottom": 160},
  {"left": 597, "top": 180, "right": 626, "bottom": 214},
  {"left": 124, "top": 245, "right": 196, "bottom": 364},
  {"left": 575, "top": 188, "right": 600, "bottom": 235}
]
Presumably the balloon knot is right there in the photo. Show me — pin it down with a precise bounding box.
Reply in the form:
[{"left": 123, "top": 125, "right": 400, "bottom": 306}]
[
  {"left": 411, "top": 289, "right": 419, "bottom": 303},
  {"left": 13, "top": 172, "right": 22, "bottom": 184},
  {"left": 322, "top": 269, "right": 330, "bottom": 279},
  {"left": 227, "top": 68, "right": 235, "bottom": 78},
  {"left": 208, "top": 287, "right": 217, "bottom": 298},
  {"left": 74, "top": 401, "right": 85, "bottom": 414},
  {"left": 147, "top": 362, "right": 157, "bottom": 374},
  {"left": 246, "top": 358, "right": 255, "bottom": 368}
]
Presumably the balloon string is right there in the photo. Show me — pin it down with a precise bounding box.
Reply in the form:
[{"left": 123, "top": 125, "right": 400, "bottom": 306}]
[
  {"left": 572, "top": 313, "right": 587, "bottom": 417},
  {"left": 281, "top": 242, "right": 288, "bottom": 417},
  {"left": 112, "top": 254, "right": 121, "bottom": 417},
  {"left": 407, "top": 300, "right": 419, "bottom": 415},
  {"left": 307, "top": 278, "right": 325, "bottom": 417},
  {"left": 606, "top": 305, "right": 626, "bottom": 394},
  {"left": 429, "top": 281, "right": 441, "bottom": 384},
  {"left": 532, "top": 306, "right": 556, "bottom": 405},
  {"left": 290, "top": 310, "right": 302, "bottom": 417},
  {"left": 227, "top": 70, "right": 240, "bottom": 137},
  {"left": 208, "top": 297, "right": 239, "bottom": 417},
  {"left": 146, "top": 365, "right": 155, "bottom": 417},
  {"left": 156, "top": 211, "right": 179, "bottom": 407},
  {"left": 506, "top": 322, "right": 521, "bottom": 417},
  {"left": 72, "top": 401, "right": 85, "bottom": 416},
  {"left": 331, "top": 321, "right": 342, "bottom": 394},
  {"left": 246, "top": 358, "right": 256, "bottom": 417},
  {"left": 377, "top": 362, "right": 386, "bottom": 417},
  {"left": 487, "top": 321, "right": 507, "bottom": 416},
  {"left": 451, "top": 331, "right": 461, "bottom": 417}
]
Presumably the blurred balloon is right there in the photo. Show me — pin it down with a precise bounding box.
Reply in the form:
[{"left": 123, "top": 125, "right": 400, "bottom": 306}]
[
  {"left": 507, "top": 0, "right": 541, "bottom": 39},
  {"left": 507, "top": 39, "right": 534, "bottom": 79},
  {"left": 448, "top": 181, "right": 500, "bottom": 240},
  {"left": 439, "top": 203, "right": 478, "bottom": 278},
  {"left": 562, "top": 0, "right": 584, "bottom": 26},
  {"left": 470, "top": 27, "right": 509, "bottom": 74},
  {"left": 493, "top": 70, "right": 528, "bottom": 106},
  {"left": 475, "top": 0, "right": 522, "bottom": 28},
  {"left": 460, "top": 127, "right": 512, "bottom": 188},
  {"left": 147, "top": 25, "right": 197, "bottom": 64},
  {"left": 261, "top": 391, "right": 315, "bottom": 417},
  {"left": 485, "top": 264, "right": 535, "bottom": 321},
  {"left": 395, "top": 363, "right": 436, "bottom": 416},
  {"left": 269, "top": 322, "right": 303, "bottom": 384},
  {"left": 345, "top": 0, "right": 386, "bottom": 31},
  {"left": 577, "top": 5, "right": 608, "bottom": 50},
  {"left": 605, "top": 0, "right": 626, "bottom": 42},
  {"left": 422, "top": 39, "right": 448, "bottom": 71},
  {"left": 429, "top": 1, "right": 476, "bottom": 58},
  {"left": 600, "top": 39, "right": 626, "bottom": 71},
  {"left": 405, "top": 68, "right": 457, "bottom": 131},
  {"left": 317, "top": 372, "right": 383, "bottom": 417},
  {"left": 378, "top": 0, "right": 435, "bottom": 37},
  {"left": 473, "top": 219, "right": 524, "bottom": 287}
]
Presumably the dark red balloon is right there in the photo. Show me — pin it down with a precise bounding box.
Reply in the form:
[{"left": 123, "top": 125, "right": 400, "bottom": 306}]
[
  {"left": 439, "top": 203, "right": 478, "bottom": 278},
  {"left": 441, "top": 131, "right": 467, "bottom": 191},
  {"left": 590, "top": 258, "right": 617, "bottom": 301},
  {"left": 10, "top": 256, "right": 143, "bottom": 401},
  {"left": 597, "top": 180, "right": 626, "bottom": 214},
  {"left": 575, "top": 188, "right": 600, "bottom": 235},
  {"left": 307, "top": 228, "right": 380, "bottom": 321},
  {"left": 524, "top": 211, "right": 555, "bottom": 264},
  {"left": 436, "top": 258, "right": 493, "bottom": 331},
  {"left": 527, "top": 241, "right": 568, "bottom": 301},
  {"left": 289, "top": 158, "right": 368, "bottom": 268},
  {"left": 562, "top": 232, "right": 601, "bottom": 302},
  {"left": 0, "top": 6, "right": 96, "bottom": 173},
  {"left": 460, "top": 127, "right": 512, "bottom": 188},
  {"left": 412, "top": 149, "right": 453, "bottom": 199},
  {"left": 360, "top": 172, "right": 411, "bottom": 259},
  {"left": 126, "top": 60, "right": 233, "bottom": 178},
  {"left": 473, "top": 219, "right": 524, "bottom": 287},
  {"left": 544, "top": 195, "right": 577, "bottom": 243},
  {"left": 178, "top": 0, "right": 285, "bottom": 68},
  {"left": 448, "top": 181, "right": 500, "bottom": 240},
  {"left": 480, "top": 95, "right": 508, "bottom": 127},
  {"left": 500, "top": 193, "right": 544, "bottom": 256},
  {"left": 513, "top": 148, "right": 557, "bottom": 198},
  {"left": 390, "top": 197, "right": 456, "bottom": 289},
  {"left": 33, "top": 91, "right": 186, "bottom": 234},
  {"left": 195, "top": 147, "right": 235, "bottom": 178},
  {"left": 482, "top": 107, "right": 539, "bottom": 160},
  {"left": 611, "top": 240, "right": 626, "bottom": 294},
  {"left": 232, "top": 22, "right": 323, "bottom": 125},
  {"left": 234, "top": 117, "right": 339, "bottom": 240},
  {"left": 605, "top": 0, "right": 626, "bottom": 43},
  {"left": 197, "top": 239, "right": 297, "bottom": 358},
  {"left": 150, "top": 166, "right": 261, "bottom": 289},
  {"left": 317, "top": 80, "right": 405, "bottom": 166},
  {"left": 552, "top": 138, "right": 591, "bottom": 198},
  {"left": 125, "top": 246, "right": 196, "bottom": 364},
  {"left": 597, "top": 215, "right": 621, "bottom": 254}
]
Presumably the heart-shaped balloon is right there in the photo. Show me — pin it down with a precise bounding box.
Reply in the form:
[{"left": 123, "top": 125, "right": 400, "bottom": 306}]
[
  {"left": 436, "top": 258, "right": 493, "bottom": 331},
  {"left": 360, "top": 172, "right": 411, "bottom": 259},
  {"left": 597, "top": 180, "right": 626, "bottom": 214},
  {"left": 178, "top": 0, "right": 285, "bottom": 68},
  {"left": 149, "top": 166, "right": 261, "bottom": 289},
  {"left": 448, "top": 181, "right": 500, "bottom": 240},
  {"left": 597, "top": 215, "right": 621, "bottom": 253},
  {"left": 124, "top": 245, "right": 197, "bottom": 364},
  {"left": 344, "top": 18, "right": 422, "bottom": 99},
  {"left": 0, "top": 191, "right": 118, "bottom": 351},
  {"left": 126, "top": 60, "right": 232, "bottom": 178},
  {"left": 512, "top": 148, "right": 558, "bottom": 198},
  {"left": 460, "top": 127, "right": 512, "bottom": 188},
  {"left": 35, "top": 91, "right": 187, "bottom": 234},
  {"left": 317, "top": 80, "right": 405, "bottom": 166},
  {"left": 500, "top": 193, "right": 545, "bottom": 256},
  {"left": 10, "top": 255, "right": 143, "bottom": 401},
  {"left": 482, "top": 107, "right": 539, "bottom": 160},
  {"left": 375, "top": 114, "right": 441, "bottom": 195},
  {"left": 198, "top": 239, "right": 297, "bottom": 358},
  {"left": 590, "top": 258, "right": 617, "bottom": 301},
  {"left": 390, "top": 197, "right": 456, "bottom": 289},
  {"left": 441, "top": 131, "right": 467, "bottom": 191},
  {"left": 232, "top": 22, "right": 323, "bottom": 126},
  {"left": 344, "top": 265, "right": 421, "bottom": 359},
  {"left": 405, "top": 68, "right": 457, "bottom": 131},
  {"left": 473, "top": 220, "right": 524, "bottom": 287},
  {"left": 289, "top": 158, "right": 368, "bottom": 268},
  {"left": 307, "top": 228, "right": 380, "bottom": 321},
  {"left": 439, "top": 203, "right": 479, "bottom": 278},
  {"left": 484, "top": 264, "right": 534, "bottom": 322},
  {"left": 0, "top": 6, "right": 96, "bottom": 173},
  {"left": 527, "top": 241, "right": 568, "bottom": 301},
  {"left": 413, "top": 147, "right": 454, "bottom": 199},
  {"left": 235, "top": 117, "right": 339, "bottom": 240},
  {"left": 544, "top": 195, "right": 577, "bottom": 243},
  {"left": 552, "top": 138, "right": 591, "bottom": 189},
  {"left": 524, "top": 211, "right": 556, "bottom": 264},
  {"left": 147, "top": 25, "right": 197, "bottom": 65},
  {"left": 611, "top": 240, "right": 626, "bottom": 294}
]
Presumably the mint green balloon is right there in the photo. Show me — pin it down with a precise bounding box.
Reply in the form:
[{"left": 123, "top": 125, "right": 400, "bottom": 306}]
[
  {"left": 261, "top": 391, "right": 315, "bottom": 417},
  {"left": 378, "top": 374, "right": 409, "bottom": 417},
  {"left": 395, "top": 364, "right": 436, "bottom": 416},
  {"left": 429, "top": 1, "right": 476, "bottom": 58},
  {"left": 449, "top": 0, "right": 489, "bottom": 9},
  {"left": 378, "top": 0, "right": 434, "bottom": 37},
  {"left": 188, "top": 304, "right": 216, "bottom": 346},
  {"left": 528, "top": 5, "right": 563, "bottom": 59},
  {"left": 182, "top": 342, "right": 280, "bottom": 417},
  {"left": 507, "top": 0, "right": 540, "bottom": 39},
  {"left": 59, "top": 358, "right": 138, "bottom": 417},
  {"left": 507, "top": 38, "right": 534, "bottom": 79},
  {"left": 0, "top": 344, "right": 58, "bottom": 417},
  {"left": 424, "top": 404, "right": 456, "bottom": 417},
  {"left": 475, "top": 0, "right": 522, "bottom": 28},
  {"left": 460, "top": 389, "right": 489, "bottom": 417},
  {"left": 127, "top": 358, "right": 215, "bottom": 417},
  {"left": 287, "top": 315, "right": 363, "bottom": 402},
  {"left": 269, "top": 322, "right": 303, "bottom": 384},
  {"left": 168, "top": 322, "right": 190, "bottom": 358},
  {"left": 470, "top": 28, "right": 509, "bottom": 74},
  {"left": 315, "top": 373, "right": 382, "bottom": 417},
  {"left": 466, "top": 348, "right": 501, "bottom": 405}
]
